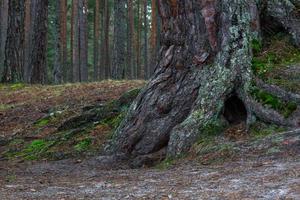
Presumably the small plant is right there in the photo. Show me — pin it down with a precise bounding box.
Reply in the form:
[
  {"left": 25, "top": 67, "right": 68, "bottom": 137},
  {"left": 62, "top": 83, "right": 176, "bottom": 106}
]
[
  {"left": 74, "top": 138, "right": 92, "bottom": 152},
  {"left": 22, "top": 139, "right": 55, "bottom": 160},
  {"left": 251, "top": 39, "right": 263, "bottom": 55}
]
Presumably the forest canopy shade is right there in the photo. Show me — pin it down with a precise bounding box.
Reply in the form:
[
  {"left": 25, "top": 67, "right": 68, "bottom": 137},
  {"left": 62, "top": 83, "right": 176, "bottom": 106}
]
[{"left": 107, "top": 0, "right": 300, "bottom": 165}]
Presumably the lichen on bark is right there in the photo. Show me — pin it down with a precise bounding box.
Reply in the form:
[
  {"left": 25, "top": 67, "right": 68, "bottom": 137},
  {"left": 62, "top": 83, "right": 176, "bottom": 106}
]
[{"left": 107, "top": 0, "right": 300, "bottom": 164}]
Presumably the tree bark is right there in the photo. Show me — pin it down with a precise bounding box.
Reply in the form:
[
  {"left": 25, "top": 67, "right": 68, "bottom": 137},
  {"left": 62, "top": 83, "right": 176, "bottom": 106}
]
[
  {"left": 2, "top": 0, "right": 25, "bottom": 83},
  {"left": 143, "top": 0, "right": 149, "bottom": 79},
  {"left": 53, "top": 0, "right": 62, "bottom": 84},
  {"left": 149, "top": 0, "right": 160, "bottom": 79},
  {"left": 60, "top": 0, "right": 68, "bottom": 82},
  {"left": 112, "top": 0, "right": 126, "bottom": 79},
  {"left": 127, "top": 0, "right": 135, "bottom": 79},
  {"left": 29, "top": 0, "right": 48, "bottom": 84},
  {"left": 94, "top": 0, "right": 100, "bottom": 81},
  {"left": 108, "top": 0, "right": 300, "bottom": 163},
  {"left": 72, "top": 0, "right": 80, "bottom": 82},
  {"left": 0, "top": 0, "right": 8, "bottom": 77},
  {"left": 78, "top": 0, "right": 88, "bottom": 82},
  {"left": 136, "top": 0, "right": 142, "bottom": 79},
  {"left": 103, "top": 0, "right": 111, "bottom": 79},
  {"left": 23, "top": 0, "right": 32, "bottom": 83}
]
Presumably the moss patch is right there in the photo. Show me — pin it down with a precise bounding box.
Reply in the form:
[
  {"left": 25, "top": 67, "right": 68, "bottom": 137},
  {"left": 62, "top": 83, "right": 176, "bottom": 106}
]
[
  {"left": 250, "top": 87, "right": 297, "bottom": 118},
  {"left": 252, "top": 35, "right": 300, "bottom": 78}
]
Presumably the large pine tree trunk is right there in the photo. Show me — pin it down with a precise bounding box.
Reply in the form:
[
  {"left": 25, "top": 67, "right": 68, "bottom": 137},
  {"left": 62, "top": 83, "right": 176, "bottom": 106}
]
[{"left": 108, "top": 0, "right": 300, "bottom": 164}]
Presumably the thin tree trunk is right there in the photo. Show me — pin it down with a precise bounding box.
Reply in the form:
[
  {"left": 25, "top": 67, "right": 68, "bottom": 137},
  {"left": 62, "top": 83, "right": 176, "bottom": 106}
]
[
  {"left": 94, "top": 0, "right": 100, "bottom": 81},
  {"left": 143, "top": 0, "right": 148, "bottom": 79},
  {"left": 136, "top": 0, "right": 141, "bottom": 79},
  {"left": 103, "top": 0, "right": 110, "bottom": 79},
  {"left": 53, "top": 0, "right": 62, "bottom": 84},
  {"left": 2, "top": 0, "right": 25, "bottom": 83},
  {"left": 149, "top": 0, "right": 159, "bottom": 78},
  {"left": 60, "top": 0, "right": 68, "bottom": 82},
  {"left": 29, "top": 0, "right": 48, "bottom": 84},
  {"left": 112, "top": 0, "right": 126, "bottom": 79},
  {"left": 0, "top": 0, "right": 8, "bottom": 77},
  {"left": 108, "top": 0, "right": 300, "bottom": 166},
  {"left": 23, "top": 0, "right": 32, "bottom": 83},
  {"left": 78, "top": 0, "right": 88, "bottom": 82},
  {"left": 72, "top": 0, "right": 80, "bottom": 82},
  {"left": 127, "top": 0, "right": 134, "bottom": 79}
]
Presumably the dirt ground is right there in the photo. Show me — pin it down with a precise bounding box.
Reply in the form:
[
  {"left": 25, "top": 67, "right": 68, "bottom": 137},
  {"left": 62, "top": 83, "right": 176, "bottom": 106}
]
[
  {"left": 0, "top": 80, "right": 299, "bottom": 199},
  {"left": 0, "top": 154, "right": 299, "bottom": 199}
]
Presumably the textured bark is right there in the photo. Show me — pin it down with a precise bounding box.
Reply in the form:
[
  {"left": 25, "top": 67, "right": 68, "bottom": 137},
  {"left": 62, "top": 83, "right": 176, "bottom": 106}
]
[
  {"left": 108, "top": 0, "right": 300, "bottom": 162},
  {"left": 127, "top": 0, "right": 135, "bottom": 79},
  {"left": 72, "top": 0, "right": 80, "bottom": 82},
  {"left": 136, "top": 0, "right": 142, "bottom": 79},
  {"left": 60, "top": 0, "right": 68, "bottom": 82},
  {"left": 2, "top": 0, "right": 25, "bottom": 83},
  {"left": 103, "top": 0, "right": 111, "bottom": 79},
  {"left": 112, "top": 0, "right": 126, "bottom": 79},
  {"left": 149, "top": 0, "right": 160, "bottom": 79},
  {"left": 53, "top": 0, "right": 63, "bottom": 84},
  {"left": 94, "top": 0, "right": 100, "bottom": 81},
  {"left": 0, "top": 0, "right": 8, "bottom": 77},
  {"left": 29, "top": 0, "right": 48, "bottom": 84},
  {"left": 23, "top": 0, "right": 32, "bottom": 83},
  {"left": 143, "top": 0, "right": 149, "bottom": 79},
  {"left": 78, "top": 0, "right": 88, "bottom": 82}
]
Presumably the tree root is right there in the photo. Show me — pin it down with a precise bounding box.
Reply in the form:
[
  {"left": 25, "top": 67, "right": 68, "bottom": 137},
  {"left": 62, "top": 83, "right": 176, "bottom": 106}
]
[
  {"left": 248, "top": 97, "right": 299, "bottom": 127},
  {"left": 255, "top": 78, "right": 300, "bottom": 104}
]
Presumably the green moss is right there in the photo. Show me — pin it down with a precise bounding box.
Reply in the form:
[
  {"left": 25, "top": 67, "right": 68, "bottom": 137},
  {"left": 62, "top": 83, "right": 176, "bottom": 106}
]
[
  {"left": 250, "top": 87, "right": 297, "bottom": 118},
  {"left": 35, "top": 118, "right": 50, "bottom": 127},
  {"left": 10, "top": 83, "right": 26, "bottom": 90},
  {"left": 252, "top": 36, "right": 300, "bottom": 78},
  {"left": 0, "top": 104, "right": 14, "bottom": 111},
  {"left": 200, "top": 119, "right": 226, "bottom": 137},
  {"left": 155, "top": 157, "right": 176, "bottom": 170},
  {"left": 11, "top": 139, "right": 56, "bottom": 160},
  {"left": 251, "top": 39, "right": 263, "bottom": 55},
  {"left": 74, "top": 138, "right": 92, "bottom": 152},
  {"left": 249, "top": 122, "right": 286, "bottom": 139}
]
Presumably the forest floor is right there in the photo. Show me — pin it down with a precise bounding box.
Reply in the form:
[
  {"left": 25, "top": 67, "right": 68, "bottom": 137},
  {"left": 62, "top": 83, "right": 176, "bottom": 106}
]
[
  {"left": 0, "top": 43, "right": 300, "bottom": 200},
  {"left": 0, "top": 79, "right": 299, "bottom": 199}
]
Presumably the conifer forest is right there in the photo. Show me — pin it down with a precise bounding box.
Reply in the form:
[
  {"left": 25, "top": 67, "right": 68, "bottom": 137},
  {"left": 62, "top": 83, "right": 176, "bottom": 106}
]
[{"left": 0, "top": 0, "right": 300, "bottom": 199}]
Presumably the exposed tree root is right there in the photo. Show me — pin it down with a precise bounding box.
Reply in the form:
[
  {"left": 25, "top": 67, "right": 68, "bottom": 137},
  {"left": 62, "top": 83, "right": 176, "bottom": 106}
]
[
  {"left": 248, "top": 97, "right": 298, "bottom": 127},
  {"left": 255, "top": 78, "right": 300, "bottom": 104}
]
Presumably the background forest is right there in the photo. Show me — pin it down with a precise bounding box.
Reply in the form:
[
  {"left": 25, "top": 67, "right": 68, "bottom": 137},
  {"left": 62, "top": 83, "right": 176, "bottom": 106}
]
[{"left": 0, "top": 0, "right": 160, "bottom": 84}]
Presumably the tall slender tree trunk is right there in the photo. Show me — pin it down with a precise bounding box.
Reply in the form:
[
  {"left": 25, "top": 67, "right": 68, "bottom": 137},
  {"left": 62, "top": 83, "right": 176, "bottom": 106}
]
[
  {"left": 60, "top": 0, "right": 68, "bottom": 82},
  {"left": 149, "top": 0, "right": 160, "bottom": 78},
  {"left": 108, "top": 0, "right": 300, "bottom": 166},
  {"left": 2, "top": 0, "right": 25, "bottom": 83},
  {"left": 78, "top": 0, "right": 88, "bottom": 82},
  {"left": 72, "top": 0, "right": 80, "bottom": 82},
  {"left": 0, "top": 0, "right": 8, "bottom": 77},
  {"left": 23, "top": 0, "right": 32, "bottom": 83},
  {"left": 127, "top": 0, "right": 134, "bottom": 79},
  {"left": 143, "top": 0, "right": 148, "bottom": 79},
  {"left": 94, "top": 0, "right": 100, "bottom": 81},
  {"left": 112, "top": 0, "right": 126, "bottom": 79},
  {"left": 136, "top": 0, "right": 142, "bottom": 79},
  {"left": 53, "top": 0, "right": 62, "bottom": 84},
  {"left": 29, "top": 0, "right": 48, "bottom": 84},
  {"left": 103, "top": 0, "right": 111, "bottom": 79}
]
